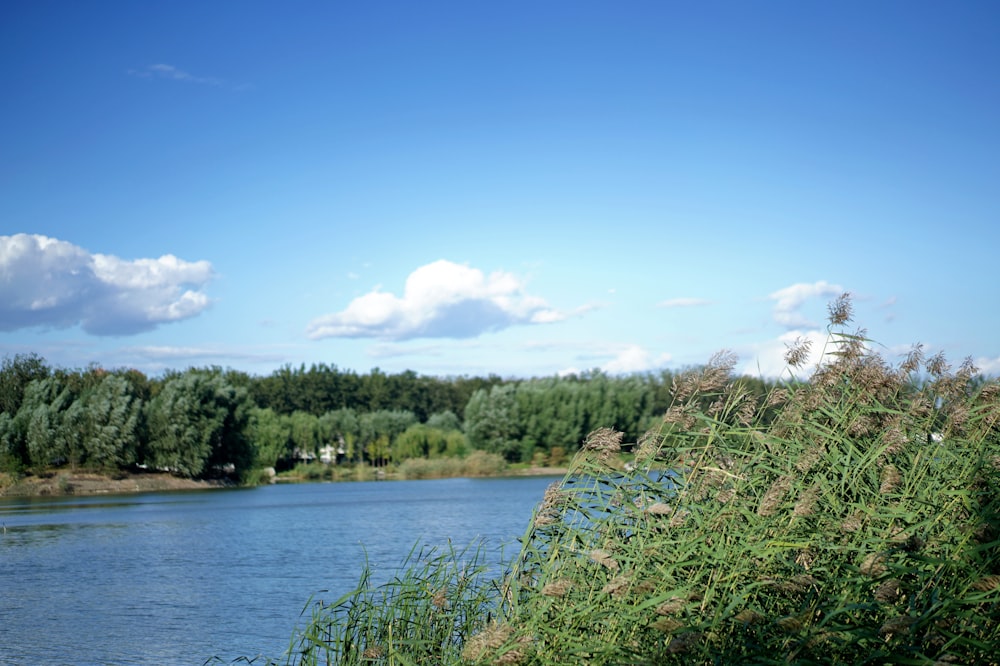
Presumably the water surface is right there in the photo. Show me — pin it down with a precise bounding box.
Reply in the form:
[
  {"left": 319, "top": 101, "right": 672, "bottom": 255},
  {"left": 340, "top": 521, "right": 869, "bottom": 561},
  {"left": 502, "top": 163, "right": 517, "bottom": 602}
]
[{"left": 0, "top": 476, "right": 556, "bottom": 665}]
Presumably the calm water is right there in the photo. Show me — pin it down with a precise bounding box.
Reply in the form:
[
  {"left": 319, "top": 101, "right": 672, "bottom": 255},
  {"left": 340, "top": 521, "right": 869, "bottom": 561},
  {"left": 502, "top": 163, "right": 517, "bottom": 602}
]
[{"left": 0, "top": 476, "right": 557, "bottom": 665}]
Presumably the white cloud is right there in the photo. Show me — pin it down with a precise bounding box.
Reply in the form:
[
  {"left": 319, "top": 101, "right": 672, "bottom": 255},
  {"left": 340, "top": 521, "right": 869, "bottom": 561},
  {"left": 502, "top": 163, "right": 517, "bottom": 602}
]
[
  {"left": 658, "top": 297, "right": 710, "bottom": 308},
  {"left": 739, "top": 329, "right": 834, "bottom": 379},
  {"left": 0, "top": 234, "right": 214, "bottom": 335},
  {"left": 976, "top": 355, "right": 1000, "bottom": 377},
  {"left": 769, "top": 280, "right": 844, "bottom": 328},
  {"left": 306, "top": 260, "right": 569, "bottom": 341},
  {"left": 601, "top": 344, "right": 672, "bottom": 374},
  {"left": 128, "top": 63, "right": 222, "bottom": 86}
]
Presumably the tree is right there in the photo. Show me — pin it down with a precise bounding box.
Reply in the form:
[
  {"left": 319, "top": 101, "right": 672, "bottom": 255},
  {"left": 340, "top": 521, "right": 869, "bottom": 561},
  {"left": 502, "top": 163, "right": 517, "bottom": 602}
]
[
  {"left": 76, "top": 374, "right": 142, "bottom": 470},
  {"left": 144, "top": 370, "right": 254, "bottom": 479},
  {"left": 0, "top": 353, "right": 50, "bottom": 416},
  {"left": 464, "top": 385, "right": 522, "bottom": 462},
  {"left": 247, "top": 407, "right": 292, "bottom": 469}
]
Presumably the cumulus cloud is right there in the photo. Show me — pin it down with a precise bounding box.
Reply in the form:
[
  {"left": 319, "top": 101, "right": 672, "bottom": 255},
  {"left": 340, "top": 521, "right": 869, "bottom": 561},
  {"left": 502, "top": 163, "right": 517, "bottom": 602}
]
[
  {"left": 0, "top": 234, "right": 214, "bottom": 335},
  {"left": 658, "top": 297, "right": 710, "bottom": 308},
  {"left": 769, "top": 280, "right": 844, "bottom": 328},
  {"left": 306, "top": 260, "right": 568, "bottom": 341},
  {"left": 738, "top": 330, "right": 825, "bottom": 379},
  {"left": 601, "top": 344, "right": 672, "bottom": 374},
  {"left": 977, "top": 355, "right": 1000, "bottom": 377}
]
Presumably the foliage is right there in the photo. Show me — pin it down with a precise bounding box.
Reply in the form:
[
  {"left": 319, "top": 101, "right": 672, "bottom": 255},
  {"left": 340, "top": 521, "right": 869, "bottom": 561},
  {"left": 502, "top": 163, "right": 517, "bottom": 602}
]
[
  {"left": 0, "top": 352, "right": 50, "bottom": 415},
  {"left": 464, "top": 384, "right": 522, "bottom": 461},
  {"left": 248, "top": 407, "right": 294, "bottom": 469},
  {"left": 144, "top": 369, "right": 254, "bottom": 479},
  {"left": 76, "top": 373, "right": 142, "bottom": 470}
]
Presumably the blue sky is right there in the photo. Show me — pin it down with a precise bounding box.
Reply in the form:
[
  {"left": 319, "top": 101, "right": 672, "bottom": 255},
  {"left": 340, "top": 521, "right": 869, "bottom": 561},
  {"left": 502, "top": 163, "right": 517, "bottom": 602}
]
[{"left": 2, "top": 1, "right": 998, "bottom": 380}]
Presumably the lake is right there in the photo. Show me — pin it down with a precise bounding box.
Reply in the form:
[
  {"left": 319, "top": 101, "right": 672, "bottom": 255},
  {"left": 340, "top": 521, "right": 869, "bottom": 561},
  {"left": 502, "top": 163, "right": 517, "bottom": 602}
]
[{"left": 0, "top": 475, "right": 559, "bottom": 665}]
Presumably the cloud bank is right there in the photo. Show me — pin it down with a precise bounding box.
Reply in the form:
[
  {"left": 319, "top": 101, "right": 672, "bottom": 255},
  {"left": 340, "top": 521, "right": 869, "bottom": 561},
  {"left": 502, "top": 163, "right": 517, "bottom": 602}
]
[
  {"left": 0, "top": 234, "right": 214, "bottom": 335},
  {"left": 307, "top": 260, "right": 567, "bottom": 341}
]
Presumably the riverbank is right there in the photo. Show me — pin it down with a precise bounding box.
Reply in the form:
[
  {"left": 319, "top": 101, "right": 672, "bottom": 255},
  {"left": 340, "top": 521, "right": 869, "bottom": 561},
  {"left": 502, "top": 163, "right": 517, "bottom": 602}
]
[
  {"left": 0, "top": 465, "right": 568, "bottom": 498},
  {"left": 0, "top": 470, "right": 231, "bottom": 497}
]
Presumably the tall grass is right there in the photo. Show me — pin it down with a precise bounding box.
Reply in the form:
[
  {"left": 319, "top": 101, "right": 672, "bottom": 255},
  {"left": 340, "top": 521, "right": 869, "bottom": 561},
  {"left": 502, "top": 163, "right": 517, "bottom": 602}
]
[
  {"left": 252, "top": 542, "right": 501, "bottom": 666},
  {"left": 255, "top": 295, "right": 1000, "bottom": 664}
]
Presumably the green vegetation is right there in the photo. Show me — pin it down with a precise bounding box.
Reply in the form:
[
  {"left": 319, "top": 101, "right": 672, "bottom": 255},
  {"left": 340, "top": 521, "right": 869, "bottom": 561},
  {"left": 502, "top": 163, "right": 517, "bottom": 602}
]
[
  {"left": 2, "top": 347, "right": 732, "bottom": 486},
  {"left": 251, "top": 296, "right": 1000, "bottom": 664}
]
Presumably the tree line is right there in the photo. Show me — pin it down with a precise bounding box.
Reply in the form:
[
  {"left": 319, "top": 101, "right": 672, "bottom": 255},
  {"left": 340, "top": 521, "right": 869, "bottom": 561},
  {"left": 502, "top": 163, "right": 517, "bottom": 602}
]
[{"left": 0, "top": 353, "right": 775, "bottom": 481}]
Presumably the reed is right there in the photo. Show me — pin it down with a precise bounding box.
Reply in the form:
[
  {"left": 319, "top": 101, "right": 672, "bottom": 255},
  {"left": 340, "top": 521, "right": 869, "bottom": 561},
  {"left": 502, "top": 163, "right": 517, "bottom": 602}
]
[{"left": 256, "top": 294, "right": 999, "bottom": 664}]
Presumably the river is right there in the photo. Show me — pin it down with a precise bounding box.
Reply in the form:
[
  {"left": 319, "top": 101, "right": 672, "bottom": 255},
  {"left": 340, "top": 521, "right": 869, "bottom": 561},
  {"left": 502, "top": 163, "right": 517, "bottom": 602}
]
[{"left": 0, "top": 476, "right": 558, "bottom": 665}]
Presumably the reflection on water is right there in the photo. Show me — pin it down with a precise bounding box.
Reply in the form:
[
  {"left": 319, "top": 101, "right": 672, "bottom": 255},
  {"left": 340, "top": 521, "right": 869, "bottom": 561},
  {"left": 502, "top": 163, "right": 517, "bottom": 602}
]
[{"left": 0, "top": 476, "right": 556, "bottom": 665}]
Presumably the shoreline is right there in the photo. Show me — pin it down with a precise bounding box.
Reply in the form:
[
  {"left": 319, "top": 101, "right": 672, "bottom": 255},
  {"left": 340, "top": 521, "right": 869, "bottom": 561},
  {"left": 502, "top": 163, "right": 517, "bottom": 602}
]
[{"left": 0, "top": 465, "right": 569, "bottom": 498}]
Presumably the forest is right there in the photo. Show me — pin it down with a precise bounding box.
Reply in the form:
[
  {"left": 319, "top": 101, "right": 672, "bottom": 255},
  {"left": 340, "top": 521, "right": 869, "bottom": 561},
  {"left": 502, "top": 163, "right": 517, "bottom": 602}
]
[{"left": 0, "top": 352, "right": 775, "bottom": 482}]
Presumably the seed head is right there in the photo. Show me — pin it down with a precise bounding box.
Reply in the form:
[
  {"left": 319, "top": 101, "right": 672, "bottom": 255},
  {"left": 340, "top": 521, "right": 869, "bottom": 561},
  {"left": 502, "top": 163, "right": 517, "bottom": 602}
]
[
  {"left": 541, "top": 579, "right": 573, "bottom": 597},
  {"left": 583, "top": 428, "right": 623, "bottom": 463},
  {"left": 793, "top": 484, "right": 820, "bottom": 517},
  {"left": 828, "top": 293, "right": 853, "bottom": 326},
  {"left": 879, "top": 465, "right": 902, "bottom": 494},
  {"left": 971, "top": 575, "right": 1000, "bottom": 592},
  {"left": 362, "top": 645, "right": 386, "bottom": 659},
  {"left": 926, "top": 351, "right": 950, "bottom": 378},
  {"left": 590, "top": 549, "right": 619, "bottom": 571},
  {"left": 602, "top": 575, "right": 631, "bottom": 597},
  {"left": 784, "top": 336, "right": 813, "bottom": 368},
  {"left": 874, "top": 579, "right": 902, "bottom": 603},
  {"left": 656, "top": 597, "right": 686, "bottom": 615},
  {"left": 860, "top": 553, "right": 887, "bottom": 577},
  {"left": 758, "top": 475, "right": 792, "bottom": 517},
  {"left": 899, "top": 344, "right": 924, "bottom": 376}
]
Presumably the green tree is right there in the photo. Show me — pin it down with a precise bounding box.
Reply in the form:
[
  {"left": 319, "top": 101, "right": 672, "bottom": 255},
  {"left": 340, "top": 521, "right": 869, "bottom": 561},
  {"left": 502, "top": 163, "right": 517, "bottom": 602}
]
[
  {"left": 464, "top": 384, "right": 522, "bottom": 461},
  {"left": 77, "top": 374, "right": 142, "bottom": 470},
  {"left": 247, "top": 407, "right": 292, "bottom": 469},
  {"left": 0, "top": 353, "right": 50, "bottom": 416},
  {"left": 144, "top": 370, "right": 254, "bottom": 479}
]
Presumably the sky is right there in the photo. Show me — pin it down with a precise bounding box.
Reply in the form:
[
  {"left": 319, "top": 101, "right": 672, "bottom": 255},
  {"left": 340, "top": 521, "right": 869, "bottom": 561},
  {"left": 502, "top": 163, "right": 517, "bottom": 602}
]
[{"left": 1, "top": 1, "right": 999, "bottom": 381}]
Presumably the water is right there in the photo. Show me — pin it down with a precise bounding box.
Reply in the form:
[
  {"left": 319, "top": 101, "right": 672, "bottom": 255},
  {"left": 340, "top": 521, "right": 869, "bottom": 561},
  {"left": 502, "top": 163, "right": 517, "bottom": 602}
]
[{"left": 0, "top": 476, "right": 558, "bottom": 665}]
